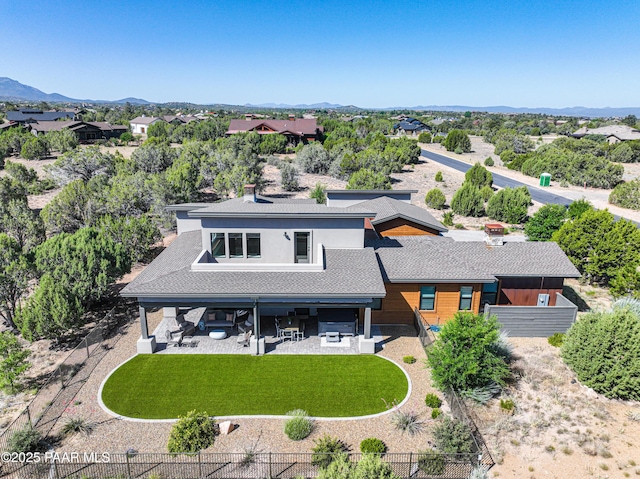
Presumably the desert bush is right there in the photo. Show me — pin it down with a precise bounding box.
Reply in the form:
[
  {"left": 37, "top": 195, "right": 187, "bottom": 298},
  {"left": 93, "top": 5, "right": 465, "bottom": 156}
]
[
  {"left": 427, "top": 312, "right": 511, "bottom": 391},
  {"left": 62, "top": 417, "right": 94, "bottom": 437},
  {"left": 433, "top": 417, "right": 476, "bottom": 454},
  {"left": 435, "top": 171, "right": 443, "bottom": 182},
  {"left": 424, "top": 393, "right": 442, "bottom": 409},
  {"left": 486, "top": 186, "right": 531, "bottom": 224},
  {"left": 297, "top": 143, "right": 332, "bottom": 175},
  {"left": 450, "top": 183, "right": 485, "bottom": 217},
  {"left": 417, "top": 132, "right": 432, "bottom": 143},
  {"left": 431, "top": 408, "right": 442, "bottom": 419},
  {"left": 417, "top": 450, "right": 445, "bottom": 475},
  {"left": 567, "top": 198, "right": 593, "bottom": 219},
  {"left": 280, "top": 162, "right": 299, "bottom": 192},
  {"left": 402, "top": 355, "right": 416, "bottom": 364},
  {"left": 442, "top": 211, "right": 454, "bottom": 227},
  {"left": 465, "top": 163, "right": 493, "bottom": 188},
  {"left": 479, "top": 185, "right": 494, "bottom": 202},
  {"left": 562, "top": 308, "right": 640, "bottom": 400},
  {"left": 359, "top": 437, "right": 387, "bottom": 454},
  {"left": 312, "top": 434, "right": 349, "bottom": 468},
  {"left": 524, "top": 203, "right": 567, "bottom": 241},
  {"left": 459, "top": 383, "right": 501, "bottom": 405},
  {"left": 284, "top": 409, "right": 314, "bottom": 441},
  {"left": 424, "top": 188, "right": 446, "bottom": 209},
  {"left": 443, "top": 130, "right": 471, "bottom": 153},
  {"left": 7, "top": 425, "right": 45, "bottom": 453},
  {"left": 548, "top": 332, "right": 565, "bottom": 347},
  {"left": 310, "top": 182, "right": 327, "bottom": 204},
  {"left": 499, "top": 399, "right": 515, "bottom": 411},
  {"left": 609, "top": 179, "right": 640, "bottom": 210},
  {"left": 469, "top": 466, "right": 490, "bottom": 479},
  {"left": 484, "top": 157, "right": 494, "bottom": 167},
  {"left": 390, "top": 409, "right": 424, "bottom": 435},
  {"left": 167, "top": 410, "right": 216, "bottom": 454}
]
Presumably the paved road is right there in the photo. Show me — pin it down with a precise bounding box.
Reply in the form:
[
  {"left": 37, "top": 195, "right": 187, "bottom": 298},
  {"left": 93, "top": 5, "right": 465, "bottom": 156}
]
[
  {"left": 422, "top": 149, "right": 573, "bottom": 206},
  {"left": 422, "top": 149, "right": 640, "bottom": 227}
]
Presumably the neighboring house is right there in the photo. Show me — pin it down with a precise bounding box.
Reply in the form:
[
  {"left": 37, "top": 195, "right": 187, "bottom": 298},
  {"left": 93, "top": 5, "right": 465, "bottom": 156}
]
[
  {"left": 0, "top": 121, "right": 22, "bottom": 131},
  {"left": 129, "top": 116, "right": 164, "bottom": 135},
  {"left": 572, "top": 125, "right": 640, "bottom": 144},
  {"left": 393, "top": 118, "right": 430, "bottom": 136},
  {"left": 226, "top": 118, "right": 323, "bottom": 144},
  {"left": 122, "top": 188, "right": 580, "bottom": 355},
  {"left": 29, "top": 120, "right": 127, "bottom": 141},
  {"left": 6, "top": 108, "right": 77, "bottom": 124}
]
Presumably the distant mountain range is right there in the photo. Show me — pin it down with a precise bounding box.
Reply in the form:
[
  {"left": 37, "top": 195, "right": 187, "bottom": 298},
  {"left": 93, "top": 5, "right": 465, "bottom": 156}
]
[
  {"left": 2, "top": 77, "right": 640, "bottom": 117},
  {"left": 0, "top": 77, "right": 150, "bottom": 104}
]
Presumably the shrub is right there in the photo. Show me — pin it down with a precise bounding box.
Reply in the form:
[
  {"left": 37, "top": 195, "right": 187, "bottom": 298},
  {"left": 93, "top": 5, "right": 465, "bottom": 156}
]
[
  {"left": 391, "top": 409, "right": 424, "bottom": 435},
  {"left": 454, "top": 223, "right": 465, "bottom": 229},
  {"left": 435, "top": 171, "right": 443, "bottom": 182},
  {"left": 316, "top": 454, "right": 353, "bottom": 479},
  {"left": 424, "top": 188, "right": 446, "bottom": 210},
  {"left": 484, "top": 157, "right": 494, "bottom": 167},
  {"left": 402, "top": 355, "right": 416, "bottom": 364},
  {"left": 62, "top": 417, "right": 94, "bottom": 437},
  {"left": 548, "top": 332, "right": 565, "bottom": 347},
  {"left": 479, "top": 185, "right": 494, "bottom": 202},
  {"left": 7, "top": 425, "right": 45, "bottom": 453},
  {"left": 524, "top": 204, "right": 567, "bottom": 241},
  {"left": 284, "top": 409, "right": 314, "bottom": 441},
  {"left": 433, "top": 417, "right": 476, "bottom": 454},
  {"left": 469, "top": 466, "right": 490, "bottom": 479},
  {"left": 443, "top": 130, "right": 471, "bottom": 153},
  {"left": 486, "top": 186, "right": 531, "bottom": 224},
  {"left": 562, "top": 308, "right": 640, "bottom": 400},
  {"left": 417, "top": 132, "right": 432, "bottom": 143},
  {"left": 500, "top": 399, "right": 515, "bottom": 411},
  {"left": 311, "top": 434, "right": 349, "bottom": 468},
  {"left": 431, "top": 408, "right": 442, "bottom": 419},
  {"left": 310, "top": 182, "right": 327, "bottom": 204},
  {"left": 417, "top": 450, "right": 445, "bottom": 475},
  {"left": 442, "top": 212, "right": 454, "bottom": 227},
  {"left": 427, "top": 312, "right": 511, "bottom": 391},
  {"left": 280, "top": 162, "right": 299, "bottom": 192},
  {"left": 465, "top": 163, "right": 493, "bottom": 188},
  {"left": 424, "top": 393, "right": 442, "bottom": 409},
  {"left": 454, "top": 147, "right": 464, "bottom": 155},
  {"left": 609, "top": 179, "right": 640, "bottom": 210},
  {"left": 296, "top": 143, "right": 332, "bottom": 175},
  {"left": 459, "top": 383, "right": 501, "bottom": 404},
  {"left": 360, "top": 437, "right": 387, "bottom": 454},
  {"left": 167, "top": 410, "right": 216, "bottom": 454},
  {"left": 567, "top": 198, "right": 593, "bottom": 219},
  {"left": 346, "top": 168, "right": 391, "bottom": 190},
  {"left": 450, "top": 183, "right": 485, "bottom": 217}
]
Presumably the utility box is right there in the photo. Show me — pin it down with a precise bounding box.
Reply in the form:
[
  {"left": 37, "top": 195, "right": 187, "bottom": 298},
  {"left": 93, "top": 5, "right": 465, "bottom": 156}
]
[
  {"left": 537, "top": 294, "right": 550, "bottom": 307},
  {"left": 539, "top": 173, "right": 551, "bottom": 187}
]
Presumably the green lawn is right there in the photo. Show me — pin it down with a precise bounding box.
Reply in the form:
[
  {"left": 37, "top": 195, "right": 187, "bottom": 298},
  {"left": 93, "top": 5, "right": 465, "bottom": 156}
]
[{"left": 102, "top": 354, "right": 408, "bottom": 419}]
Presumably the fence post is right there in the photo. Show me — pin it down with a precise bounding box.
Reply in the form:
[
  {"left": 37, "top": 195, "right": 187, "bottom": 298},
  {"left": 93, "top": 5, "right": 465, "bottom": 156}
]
[
  {"left": 126, "top": 453, "right": 132, "bottom": 479},
  {"left": 26, "top": 405, "right": 32, "bottom": 428},
  {"left": 53, "top": 460, "right": 60, "bottom": 479},
  {"left": 269, "top": 452, "right": 272, "bottom": 479},
  {"left": 85, "top": 337, "right": 90, "bottom": 359},
  {"left": 198, "top": 451, "right": 202, "bottom": 479},
  {"left": 408, "top": 452, "right": 413, "bottom": 477},
  {"left": 58, "top": 367, "right": 64, "bottom": 389}
]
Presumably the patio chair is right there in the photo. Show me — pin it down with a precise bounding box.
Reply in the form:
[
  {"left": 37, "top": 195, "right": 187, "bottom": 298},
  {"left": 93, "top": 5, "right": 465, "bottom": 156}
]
[
  {"left": 237, "top": 330, "right": 252, "bottom": 348},
  {"left": 181, "top": 336, "right": 198, "bottom": 348},
  {"left": 165, "top": 329, "right": 181, "bottom": 347},
  {"left": 294, "top": 322, "right": 306, "bottom": 342}
]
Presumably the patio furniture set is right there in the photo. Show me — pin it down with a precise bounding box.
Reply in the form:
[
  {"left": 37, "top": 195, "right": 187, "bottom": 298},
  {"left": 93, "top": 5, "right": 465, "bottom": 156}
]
[{"left": 275, "top": 314, "right": 307, "bottom": 342}]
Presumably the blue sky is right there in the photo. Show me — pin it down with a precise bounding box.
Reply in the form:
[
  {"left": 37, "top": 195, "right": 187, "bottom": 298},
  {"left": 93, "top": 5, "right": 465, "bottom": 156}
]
[{"left": 1, "top": 0, "right": 639, "bottom": 108}]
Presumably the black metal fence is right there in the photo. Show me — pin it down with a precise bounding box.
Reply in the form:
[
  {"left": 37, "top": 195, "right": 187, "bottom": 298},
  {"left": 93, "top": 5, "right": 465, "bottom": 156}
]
[
  {"left": 413, "top": 307, "right": 436, "bottom": 349},
  {"left": 0, "top": 301, "right": 136, "bottom": 453},
  {"left": 444, "top": 388, "right": 495, "bottom": 470},
  {"left": 5, "top": 452, "right": 485, "bottom": 479}
]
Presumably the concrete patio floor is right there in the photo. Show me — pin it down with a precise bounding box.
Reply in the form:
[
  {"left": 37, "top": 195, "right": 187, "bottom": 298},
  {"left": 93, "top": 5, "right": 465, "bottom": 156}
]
[{"left": 151, "top": 308, "right": 383, "bottom": 355}]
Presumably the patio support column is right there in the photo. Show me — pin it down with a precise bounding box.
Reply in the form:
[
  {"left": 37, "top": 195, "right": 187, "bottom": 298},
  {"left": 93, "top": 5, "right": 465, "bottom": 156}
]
[
  {"left": 139, "top": 305, "right": 149, "bottom": 339},
  {"left": 364, "top": 306, "right": 372, "bottom": 340},
  {"left": 250, "top": 301, "right": 265, "bottom": 355},
  {"left": 359, "top": 305, "right": 375, "bottom": 354},
  {"left": 253, "top": 302, "right": 260, "bottom": 338},
  {"left": 137, "top": 304, "right": 156, "bottom": 354}
]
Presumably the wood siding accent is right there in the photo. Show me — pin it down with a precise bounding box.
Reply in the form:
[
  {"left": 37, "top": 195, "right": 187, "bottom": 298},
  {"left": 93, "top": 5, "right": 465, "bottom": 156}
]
[
  {"left": 498, "top": 277, "right": 564, "bottom": 306},
  {"left": 375, "top": 218, "right": 440, "bottom": 237},
  {"left": 371, "top": 283, "right": 482, "bottom": 325}
]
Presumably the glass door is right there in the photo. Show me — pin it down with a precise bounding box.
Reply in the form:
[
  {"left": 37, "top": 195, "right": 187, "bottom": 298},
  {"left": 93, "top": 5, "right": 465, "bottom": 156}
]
[{"left": 294, "top": 232, "right": 310, "bottom": 263}]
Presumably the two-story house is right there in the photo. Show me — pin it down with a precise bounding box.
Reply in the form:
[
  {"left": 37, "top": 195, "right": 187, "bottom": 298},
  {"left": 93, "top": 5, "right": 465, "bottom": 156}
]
[{"left": 121, "top": 187, "right": 580, "bottom": 355}]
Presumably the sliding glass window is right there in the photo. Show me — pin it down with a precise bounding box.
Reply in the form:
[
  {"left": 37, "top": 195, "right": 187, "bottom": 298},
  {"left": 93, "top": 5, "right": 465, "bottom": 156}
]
[
  {"left": 246, "top": 233, "right": 261, "bottom": 258},
  {"left": 228, "top": 233, "right": 243, "bottom": 258},
  {"left": 210, "top": 233, "right": 226, "bottom": 257}
]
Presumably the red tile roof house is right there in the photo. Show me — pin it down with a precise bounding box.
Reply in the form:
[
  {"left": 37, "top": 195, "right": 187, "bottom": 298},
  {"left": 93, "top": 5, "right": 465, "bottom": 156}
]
[
  {"left": 226, "top": 118, "right": 324, "bottom": 144},
  {"left": 121, "top": 188, "right": 580, "bottom": 355}
]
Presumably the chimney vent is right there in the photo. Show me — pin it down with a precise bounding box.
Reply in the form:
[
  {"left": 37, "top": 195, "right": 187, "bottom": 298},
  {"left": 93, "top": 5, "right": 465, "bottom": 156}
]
[
  {"left": 288, "top": 114, "right": 295, "bottom": 122},
  {"left": 243, "top": 184, "right": 257, "bottom": 203},
  {"left": 484, "top": 223, "right": 504, "bottom": 246}
]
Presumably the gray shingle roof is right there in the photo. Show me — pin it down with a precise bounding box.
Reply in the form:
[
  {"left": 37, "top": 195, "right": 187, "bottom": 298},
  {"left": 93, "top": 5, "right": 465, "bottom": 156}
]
[
  {"left": 573, "top": 125, "right": 640, "bottom": 141},
  {"left": 121, "top": 231, "right": 386, "bottom": 298},
  {"left": 361, "top": 197, "right": 447, "bottom": 233},
  {"left": 368, "top": 236, "right": 580, "bottom": 282},
  {"left": 186, "top": 196, "right": 375, "bottom": 218}
]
